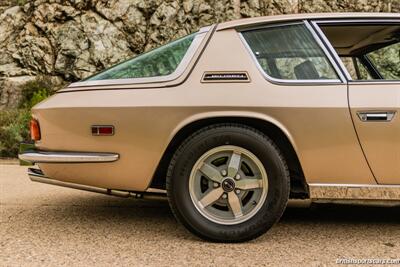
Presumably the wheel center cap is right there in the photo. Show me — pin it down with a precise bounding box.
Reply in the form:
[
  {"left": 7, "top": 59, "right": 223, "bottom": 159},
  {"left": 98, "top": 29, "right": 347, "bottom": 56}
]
[{"left": 222, "top": 178, "right": 235, "bottom": 192}]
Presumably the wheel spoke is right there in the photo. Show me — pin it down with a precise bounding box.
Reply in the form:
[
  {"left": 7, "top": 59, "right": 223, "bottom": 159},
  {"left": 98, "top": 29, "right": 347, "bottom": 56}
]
[
  {"left": 199, "top": 187, "right": 224, "bottom": 208},
  {"left": 235, "top": 178, "right": 263, "bottom": 190},
  {"left": 199, "top": 163, "right": 223, "bottom": 183},
  {"left": 189, "top": 145, "right": 269, "bottom": 224},
  {"left": 228, "top": 191, "right": 243, "bottom": 218},
  {"left": 227, "top": 151, "right": 241, "bottom": 177}
]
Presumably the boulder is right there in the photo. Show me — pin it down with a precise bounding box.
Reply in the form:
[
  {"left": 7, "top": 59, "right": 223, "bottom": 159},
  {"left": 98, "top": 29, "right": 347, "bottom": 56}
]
[{"left": 0, "top": 76, "right": 36, "bottom": 109}]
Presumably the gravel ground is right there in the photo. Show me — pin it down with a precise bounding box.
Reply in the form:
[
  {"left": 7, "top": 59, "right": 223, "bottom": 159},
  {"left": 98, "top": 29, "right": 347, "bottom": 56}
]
[{"left": 1, "top": 164, "right": 399, "bottom": 267}]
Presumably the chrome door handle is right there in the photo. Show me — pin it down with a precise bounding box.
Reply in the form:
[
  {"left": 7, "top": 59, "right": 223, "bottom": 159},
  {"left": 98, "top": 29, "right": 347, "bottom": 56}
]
[{"left": 357, "top": 111, "right": 396, "bottom": 122}]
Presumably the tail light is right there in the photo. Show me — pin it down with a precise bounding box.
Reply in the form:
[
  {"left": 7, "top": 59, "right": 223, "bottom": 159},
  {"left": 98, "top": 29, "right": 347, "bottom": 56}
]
[{"left": 30, "top": 118, "right": 41, "bottom": 141}]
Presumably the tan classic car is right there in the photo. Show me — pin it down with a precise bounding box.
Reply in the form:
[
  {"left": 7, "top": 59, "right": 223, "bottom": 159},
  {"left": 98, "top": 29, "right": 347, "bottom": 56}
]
[{"left": 19, "top": 13, "right": 399, "bottom": 242}]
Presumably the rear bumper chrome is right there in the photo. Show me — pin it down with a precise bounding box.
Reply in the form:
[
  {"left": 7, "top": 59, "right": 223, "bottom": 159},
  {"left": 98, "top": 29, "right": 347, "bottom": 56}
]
[{"left": 18, "top": 151, "right": 119, "bottom": 164}]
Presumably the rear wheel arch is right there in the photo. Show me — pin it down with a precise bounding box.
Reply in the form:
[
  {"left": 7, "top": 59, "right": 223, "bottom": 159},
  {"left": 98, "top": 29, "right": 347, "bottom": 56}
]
[{"left": 150, "top": 116, "right": 309, "bottom": 199}]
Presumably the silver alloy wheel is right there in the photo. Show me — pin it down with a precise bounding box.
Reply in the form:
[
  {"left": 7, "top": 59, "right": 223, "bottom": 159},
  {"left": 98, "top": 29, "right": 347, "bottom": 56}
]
[{"left": 189, "top": 145, "right": 268, "bottom": 225}]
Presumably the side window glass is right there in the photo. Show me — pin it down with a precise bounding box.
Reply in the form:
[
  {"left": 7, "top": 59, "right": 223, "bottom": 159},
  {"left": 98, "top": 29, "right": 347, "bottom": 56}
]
[
  {"left": 367, "top": 43, "right": 400, "bottom": 80},
  {"left": 340, "top": 57, "right": 373, "bottom": 80},
  {"left": 340, "top": 57, "right": 358, "bottom": 80},
  {"left": 319, "top": 23, "right": 399, "bottom": 81},
  {"left": 355, "top": 58, "right": 373, "bottom": 80},
  {"left": 241, "top": 24, "right": 339, "bottom": 81}
]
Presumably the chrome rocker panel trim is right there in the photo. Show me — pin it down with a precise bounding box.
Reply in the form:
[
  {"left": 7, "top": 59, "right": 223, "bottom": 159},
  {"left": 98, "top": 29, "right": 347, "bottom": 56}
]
[
  {"left": 309, "top": 183, "right": 400, "bottom": 206},
  {"left": 19, "top": 151, "right": 119, "bottom": 163},
  {"left": 26, "top": 167, "right": 400, "bottom": 207}
]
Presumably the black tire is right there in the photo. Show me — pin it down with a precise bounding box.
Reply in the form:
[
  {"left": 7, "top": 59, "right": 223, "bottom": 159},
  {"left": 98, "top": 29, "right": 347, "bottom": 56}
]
[{"left": 166, "top": 123, "right": 290, "bottom": 242}]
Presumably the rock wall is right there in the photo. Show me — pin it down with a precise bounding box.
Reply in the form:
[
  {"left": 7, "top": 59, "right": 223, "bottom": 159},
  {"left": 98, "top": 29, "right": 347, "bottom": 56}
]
[{"left": 1, "top": 0, "right": 399, "bottom": 109}]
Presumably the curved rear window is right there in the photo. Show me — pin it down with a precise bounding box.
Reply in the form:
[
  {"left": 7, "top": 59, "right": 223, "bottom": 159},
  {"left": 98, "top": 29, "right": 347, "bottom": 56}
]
[{"left": 85, "top": 33, "right": 196, "bottom": 81}]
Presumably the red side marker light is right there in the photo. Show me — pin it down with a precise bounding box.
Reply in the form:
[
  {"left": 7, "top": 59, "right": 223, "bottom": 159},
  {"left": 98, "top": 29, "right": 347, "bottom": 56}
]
[{"left": 91, "top": 125, "right": 114, "bottom": 136}]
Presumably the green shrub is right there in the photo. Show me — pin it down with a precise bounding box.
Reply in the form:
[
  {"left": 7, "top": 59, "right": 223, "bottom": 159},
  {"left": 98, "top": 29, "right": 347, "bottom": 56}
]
[
  {"left": 19, "top": 76, "right": 55, "bottom": 109},
  {"left": 0, "top": 109, "right": 31, "bottom": 158},
  {"left": 0, "top": 76, "right": 57, "bottom": 158},
  {"left": 27, "top": 88, "right": 51, "bottom": 109}
]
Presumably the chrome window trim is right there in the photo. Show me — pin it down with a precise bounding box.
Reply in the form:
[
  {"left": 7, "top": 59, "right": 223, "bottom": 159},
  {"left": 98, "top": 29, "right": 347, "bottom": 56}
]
[
  {"left": 311, "top": 19, "right": 400, "bottom": 82},
  {"left": 238, "top": 20, "right": 344, "bottom": 86},
  {"left": 304, "top": 20, "right": 347, "bottom": 83},
  {"left": 236, "top": 21, "right": 304, "bottom": 32},
  {"left": 311, "top": 19, "right": 400, "bottom": 25},
  {"left": 308, "top": 20, "right": 352, "bottom": 81},
  {"left": 348, "top": 80, "right": 400, "bottom": 85},
  {"left": 68, "top": 26, "right": 212, "bottom": 88}
]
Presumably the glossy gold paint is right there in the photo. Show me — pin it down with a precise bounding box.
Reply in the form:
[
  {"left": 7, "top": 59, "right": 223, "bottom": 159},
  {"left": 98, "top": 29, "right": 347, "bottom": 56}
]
[
  {"left": 348, "top": 82, "right": 400, "bottom": 184},
  {"left": 32, "top": 13, "right": 399, "bottom": 192}
]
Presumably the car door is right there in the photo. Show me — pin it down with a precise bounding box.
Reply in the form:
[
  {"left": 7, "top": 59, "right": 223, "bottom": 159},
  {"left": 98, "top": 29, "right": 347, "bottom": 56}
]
[
  {"left": 240, "top": 21, "right": 375, "bottom": 185},
  {"left": 315, "top": 20, "right": 400, "bottom": 184},
  {"left": 349, "top": 81, "right": 399, "bottom": 184},
  {"left": 348, "top": 39, "right": 400, "bottom": 184}
]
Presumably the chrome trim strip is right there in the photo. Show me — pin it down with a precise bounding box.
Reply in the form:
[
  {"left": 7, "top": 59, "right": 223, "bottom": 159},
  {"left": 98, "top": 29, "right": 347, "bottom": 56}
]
[
  {"left": 309, "top": 183, "right": 400, "bottom": 201},
  {"left": 19, "top": 151, "right": 119, "bottom": 163},
  {"left": 68, "top": 26, "right": 212, "bottom": 88},
  {"left": 309, "top": 20, "right": 352, "bottom": 81},
  {"left": 145, "top": 188, "right": 167, "bottom": 194},
  {"left": 28, "top": 168, "right": 136, "bottom": 197},
  {"left": 311, "top": 199, "right": 400, "bottom": 207},
  {"left": 349, "top": 80, "right": 400, "bottom": 85},
  {"left": 236, "top": 21, "right": 304, "bottom": 32},
  {"left": 218, "top": 14, "right": 400, "bottom": 31},
  {"left": 309, "top": 183, "right": 400, "bottom": 188},
  {"left": 238, "top": 21, "right": 344, "bottom": 86},
  {"left": 304, "top": 20, "right": 347, "bottom": 83},
  {"left": 312, "top": 19, "right": 400, "bottom": 25}
]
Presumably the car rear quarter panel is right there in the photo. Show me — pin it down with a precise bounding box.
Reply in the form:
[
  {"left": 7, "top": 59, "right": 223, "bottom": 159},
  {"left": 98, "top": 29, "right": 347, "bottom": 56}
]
[{"left": 34, "top": 28, "right": 375, "bottom": 191}]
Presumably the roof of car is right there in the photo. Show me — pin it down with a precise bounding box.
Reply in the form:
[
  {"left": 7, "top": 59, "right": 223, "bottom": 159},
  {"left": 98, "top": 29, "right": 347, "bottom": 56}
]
[{"left": 217, "top": 12, "right": 400, "bottom": 31}]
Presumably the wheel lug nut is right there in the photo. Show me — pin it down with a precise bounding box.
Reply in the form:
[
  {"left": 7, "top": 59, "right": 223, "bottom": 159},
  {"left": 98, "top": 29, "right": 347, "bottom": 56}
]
[
  {"left": 235, "top": 189, "right": 241, "bottom": 194},
  {"left": 222, "top": 193, "right": 227, "bottom": 199},
  {"left": 235, "top": 174, "right": 240, "bottom": 180},
  {"left": 221, "top": 170, "right": 227, "bottom": 176},
  {"left": 213, "top": 182, "right": 219, "bottom": 188}
]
